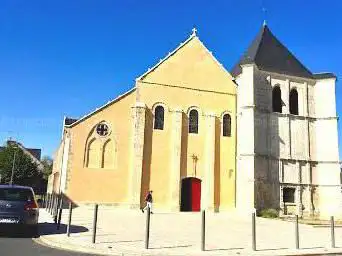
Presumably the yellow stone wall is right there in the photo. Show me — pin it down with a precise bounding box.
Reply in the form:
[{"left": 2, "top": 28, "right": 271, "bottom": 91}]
[
  {"left": 54, "top": 34, "right": 237, "bottom": 211},
  {"left": 66, "top": 90, "right": 136, "bottom": 204},
  {"left": 138, "top": 36, "right": 237, "bottom": 210}
]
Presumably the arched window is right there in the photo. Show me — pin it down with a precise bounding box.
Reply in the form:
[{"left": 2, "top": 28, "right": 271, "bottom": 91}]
[
  {"left": 289, "top": 88, "right": 299, "bottom": 115},
  {"left": 86, "top": 138, "right": 100, "bottom": 168},
  {"left": 154, "top": 105, "right": 164, "bottom": 130},
  {"left": 102, "top": 139, "right": 115, "bottom": 169},
  {"left": 189, "top": 109, "right": 198, "bottom": 134},
  {"left": 222, "top": 114, "right": 231, "bottom": 137},
  {"left": 272, "top": 86, "right": 282, "bottom": 113}
]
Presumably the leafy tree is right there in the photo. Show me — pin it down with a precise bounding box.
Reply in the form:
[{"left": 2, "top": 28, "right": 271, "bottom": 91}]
[
  {"left": 41, "top": 156, "right": 53, "bottom": 180},
  {"left": 0, "top": 144, "right": 43, "bottom": 190}
]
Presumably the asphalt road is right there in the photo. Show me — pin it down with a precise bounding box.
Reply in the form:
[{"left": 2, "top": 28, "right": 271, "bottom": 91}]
[{"left": 0, "top": 231, "right": 92, "bottom": 256}]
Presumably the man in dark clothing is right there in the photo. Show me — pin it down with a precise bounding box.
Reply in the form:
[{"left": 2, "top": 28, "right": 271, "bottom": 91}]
[{"left": 141, "top": 190, "right": 153, "bottom": 214}]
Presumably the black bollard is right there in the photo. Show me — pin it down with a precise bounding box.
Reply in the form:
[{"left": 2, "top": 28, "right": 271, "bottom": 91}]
[
  {"left": 295, "top": 215, "right": 299, "bottom": 249},
  {"left": 67, "top": 201, "right": 73, "bottom": 237},
  {"left": 57, "top": 208, "right": 63, "bottom": 230},
  {"left": 145, "top": 206, "right": 151, "bottom": 249},
  {"left": 92, "top": 204, "right": 98, "bottom": 244},
  {"left": 50, "top": 194, "right": 54, "bottom": 214},
  {"left": 56, "top": 196, "right": 63, "bottom": 230},
  {"left": 51, "top": 194, "right": 55, "bottom": 215},
  {"left": 201, "top": 210, "right": 205, "bottom": 251},
  {"left": 48, "top": 194, "right": 51, "bottom": 213},
  {"left": 53, "top": 195, "right": 59, "bottom": 223},
  {"left": 43, "top": 194, "right": 46, "bottom": 208},
  {"left": 48, "top": 194, "right": 52, "bottom": 213},
  {"left": 252, "top": 213, "right": 256, "bottom": 251},
  {"left": 46, "top": 194, "right": 49, "bottom": 210},
  {"left": 52, "top": 194, "right": 56, "bottom": 216},
  {"left": 331, "top": 216, "right": 335, "bottom": 248}
]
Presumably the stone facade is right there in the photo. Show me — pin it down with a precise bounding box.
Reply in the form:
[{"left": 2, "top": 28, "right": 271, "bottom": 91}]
[
  {"left": 48, "top": 26, "right": 341, "bottom": 219},
  {"left": 236, "top": 65, "right": 342, "bottom": 219},
  {"left": 49, "top": 31, "right": 237, "bottom": 212}
]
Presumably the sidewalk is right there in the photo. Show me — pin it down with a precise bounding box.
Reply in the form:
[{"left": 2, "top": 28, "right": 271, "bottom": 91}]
[{"left": 36, "top": 207, "right": 342, "bottom": 256}]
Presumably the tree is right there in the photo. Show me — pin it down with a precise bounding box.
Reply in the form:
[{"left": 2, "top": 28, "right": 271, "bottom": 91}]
[
  {"left": 0, "top": 144, "right": 42, "bottom": 189},
  {"left": 41, "top": 156, "right": 53, "bottom": 180}
]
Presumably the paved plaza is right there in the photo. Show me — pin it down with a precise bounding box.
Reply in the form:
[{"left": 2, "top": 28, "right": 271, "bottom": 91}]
[{"left": 37, "top": 206, "right": 342, "bottom": 255}]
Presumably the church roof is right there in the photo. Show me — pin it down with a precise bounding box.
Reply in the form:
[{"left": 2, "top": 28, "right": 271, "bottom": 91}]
[
  {"left": 313, "top": 72, "right": 337, "bottom": 79},
  {"left": 231, "top": 25, "right": 314, "bottom": 78},
  {"left": 66, "top": 87, "right": 136, "bottom": 128},
  {"left": 64, "top": 117, "right": 78, "bottom": 126}
]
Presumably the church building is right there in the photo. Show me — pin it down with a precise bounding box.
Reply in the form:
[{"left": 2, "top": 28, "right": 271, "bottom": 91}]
[
  {"left": 49, "top": 25, "right": 342, "bottom": 219},
  {"left": 50, "top": 28, "right": 237, "bottom": 212}
]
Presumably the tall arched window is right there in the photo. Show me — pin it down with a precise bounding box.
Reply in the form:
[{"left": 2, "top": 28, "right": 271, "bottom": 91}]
[
  {"left": 154, "top": 105, "right": 164, "bottom": 130},
  {"left": 102, "top": 139, "right": 115, "bottom": 169},
  {"left": 189, "top": 109, "right": 198, "bottom": 134},
  {"left": 222, "top": 114, "right": 231, "bottom": 137},
  {"left": 272, "top": 86, "right": 282, "bottom": 113},
  {"left": 289, "top": 88, "right": 299, "bottom": 115},
  {"left": 87, "top": 138, "right": 101, "bottom": 168}
]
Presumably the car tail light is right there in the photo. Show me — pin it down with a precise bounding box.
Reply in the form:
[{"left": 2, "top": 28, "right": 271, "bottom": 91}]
[{"left": 24, "top": 201, "right": 38, "bottom": 211}]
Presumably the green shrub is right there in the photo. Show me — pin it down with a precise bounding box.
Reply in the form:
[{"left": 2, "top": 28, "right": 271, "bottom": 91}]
[{"left": 258, "top": 208, "right": 279, "bottom": 218}]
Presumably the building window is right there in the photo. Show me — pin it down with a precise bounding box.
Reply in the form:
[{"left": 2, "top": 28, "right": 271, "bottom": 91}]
[
  {"left": 102, "top": 139, "right": 115, "bottom": 169},
  {"left": 96, "top": 123, "right": 109, "bottom": 137},
  {"left": 272, "top": 86, "right": 282, "bottom": 113},
  {"left": 189, "top": 109, "right": 198, "bottom": 134},
  {"left": 289, "top": 88, "right": 299, "bottom": 115},
  {"left": 283, "top": 187, "right": 295, "bottom": 203},
  {"left": 154, "top": 105, "right": 164, "bottom": 130},
  {"left": 86, "top": 138, "right": 101, "bottom": 168},
  {"left": 222, "top": 114, "right": 231, "bottom": 137}
]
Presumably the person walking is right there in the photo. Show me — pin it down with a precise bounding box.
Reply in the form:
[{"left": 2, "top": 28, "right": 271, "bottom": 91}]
[{"left": 142, "top": 190, "right": 153, "bottom": 214}]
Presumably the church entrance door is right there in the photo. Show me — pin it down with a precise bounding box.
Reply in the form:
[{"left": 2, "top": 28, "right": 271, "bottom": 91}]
[{"left": 180, "top": 177, "right": 201, "bottom": 212}]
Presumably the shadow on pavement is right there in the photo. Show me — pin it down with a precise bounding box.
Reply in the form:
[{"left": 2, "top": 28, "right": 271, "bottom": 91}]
[{"left": 38, "top": 222, "right": 89, "bottom": 236}]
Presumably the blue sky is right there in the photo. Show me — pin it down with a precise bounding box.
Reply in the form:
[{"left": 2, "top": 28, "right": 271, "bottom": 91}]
[{"left": 0, "top": 0, "right": 342, "bottom": 157}]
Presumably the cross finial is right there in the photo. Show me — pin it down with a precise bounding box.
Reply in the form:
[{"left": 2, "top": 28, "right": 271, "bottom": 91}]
[
  {"left": 262, "top": 7, "right": 267, "bottom": 26},
  {"left": 191, "top": 27, "right": 197, "bottom": 37}
]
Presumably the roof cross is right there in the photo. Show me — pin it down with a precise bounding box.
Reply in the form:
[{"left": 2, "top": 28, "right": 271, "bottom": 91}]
[
  {"left": 191, "top": 27, "right": 197, "bottom": 36},
  {"left": 262, "top": 7, "right": 267, "bottom": 26}
]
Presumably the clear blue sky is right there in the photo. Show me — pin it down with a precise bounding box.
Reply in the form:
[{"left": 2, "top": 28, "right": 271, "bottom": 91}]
[{"left": 1, "top": 0, "right": 342, "bottom": 157}]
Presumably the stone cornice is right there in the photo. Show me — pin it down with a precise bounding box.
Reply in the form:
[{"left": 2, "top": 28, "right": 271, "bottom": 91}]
[
  {"left": 280, "top": 182, "right": 342, "bottom": 187},
  {"left": 238, "top": 153, "right": 340, "bottom": 164},
  {"left": 240, "top": 105, "right": 338, "bottom": 121},
  {"left": 139, "top": 80, "right": 236, "bottom": 96}
]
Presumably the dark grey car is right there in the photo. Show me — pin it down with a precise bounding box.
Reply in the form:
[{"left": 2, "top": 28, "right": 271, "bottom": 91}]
[{"left": 0, "top": 185, "right": 39, "bottom": 234}]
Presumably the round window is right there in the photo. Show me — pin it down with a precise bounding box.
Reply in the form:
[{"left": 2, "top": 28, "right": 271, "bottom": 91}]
[{"left": 96, "top": 123, "right": 109, "bottom": 137}]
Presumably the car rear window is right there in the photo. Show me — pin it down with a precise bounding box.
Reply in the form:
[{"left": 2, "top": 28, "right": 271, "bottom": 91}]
[{"left": 0, "top": 188, "right": 34, "bottom": 202}]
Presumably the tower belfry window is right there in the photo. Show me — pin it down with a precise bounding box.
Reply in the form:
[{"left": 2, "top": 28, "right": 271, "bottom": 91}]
[
  {"left": 289, "top": 89, "right": 299, "bottom": 115},
  {"left": 272, "top": 86, "right": 282, "bottom": 113}
]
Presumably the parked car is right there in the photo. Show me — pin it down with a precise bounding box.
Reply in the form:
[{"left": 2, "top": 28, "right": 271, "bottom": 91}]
[{"left": 0, "top": 185, "right": 39, "bottom": 235}]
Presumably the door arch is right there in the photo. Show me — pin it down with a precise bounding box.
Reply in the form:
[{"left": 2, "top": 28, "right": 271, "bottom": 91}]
[{"left": 180, "top": 177, "right": 201, "bottom": 212}]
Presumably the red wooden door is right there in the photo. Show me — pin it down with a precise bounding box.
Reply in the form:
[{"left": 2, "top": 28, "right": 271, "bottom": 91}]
[{"left": 191, "top": 178, "right": 201, "bottom": 211}]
